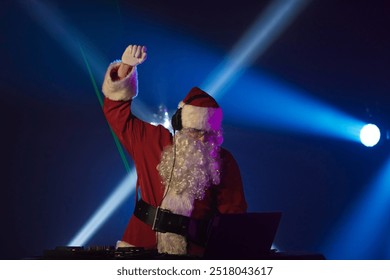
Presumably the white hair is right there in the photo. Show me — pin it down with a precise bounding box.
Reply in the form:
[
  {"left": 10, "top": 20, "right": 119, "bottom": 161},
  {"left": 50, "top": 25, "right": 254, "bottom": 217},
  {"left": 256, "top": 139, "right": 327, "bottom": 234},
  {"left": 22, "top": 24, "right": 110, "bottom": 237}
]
[
  {"left": 155, "top": 128, "right": 223, "bottom": 255},
  {"left": 157, "top": 128, "right": 223, "bottom": 202}
]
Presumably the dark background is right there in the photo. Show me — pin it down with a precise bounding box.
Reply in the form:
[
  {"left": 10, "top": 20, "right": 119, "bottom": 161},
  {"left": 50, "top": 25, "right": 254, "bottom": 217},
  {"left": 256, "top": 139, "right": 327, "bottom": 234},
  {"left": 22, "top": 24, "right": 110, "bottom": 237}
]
[{"left": 1, "top": 0, "right": 389, "bottom": 259}]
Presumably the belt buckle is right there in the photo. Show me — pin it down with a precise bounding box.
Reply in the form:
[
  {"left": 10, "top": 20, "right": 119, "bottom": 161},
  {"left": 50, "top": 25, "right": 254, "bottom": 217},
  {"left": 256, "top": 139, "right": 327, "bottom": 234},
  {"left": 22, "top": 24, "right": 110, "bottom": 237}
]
[{"left": 152, "top": 207, "right": 171, "bottom": 232}]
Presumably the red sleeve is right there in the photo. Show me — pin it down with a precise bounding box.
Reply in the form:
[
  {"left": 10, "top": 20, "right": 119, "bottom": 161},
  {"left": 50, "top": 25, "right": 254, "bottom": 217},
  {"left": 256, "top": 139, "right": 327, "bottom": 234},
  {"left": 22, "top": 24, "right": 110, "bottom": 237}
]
[
  {"left": 103, "top": 97, "right": 139, "bottom": 158},
  {"left": 216, "top": 149, "right": 248, "bottom": 213},
  {"left": 103, "top": 97, "right": 172, "bottom": 161}
]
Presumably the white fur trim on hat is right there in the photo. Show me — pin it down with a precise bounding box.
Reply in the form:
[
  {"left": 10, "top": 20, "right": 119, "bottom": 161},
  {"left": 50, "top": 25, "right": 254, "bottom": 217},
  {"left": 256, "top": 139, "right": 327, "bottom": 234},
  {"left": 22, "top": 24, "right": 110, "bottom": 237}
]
[
  {"left": 181, "top": 104, "right": 223, "bottom": 131},
  {"left": 102, "top": 61, "right": 138, "bottom": 101}
]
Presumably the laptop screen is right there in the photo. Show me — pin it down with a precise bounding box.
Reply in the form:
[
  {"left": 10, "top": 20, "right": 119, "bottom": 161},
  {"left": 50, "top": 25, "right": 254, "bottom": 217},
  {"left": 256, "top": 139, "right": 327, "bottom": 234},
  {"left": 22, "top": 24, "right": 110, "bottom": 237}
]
[{"left": 203, "top": 212, "right": 282, "bottom": 259}]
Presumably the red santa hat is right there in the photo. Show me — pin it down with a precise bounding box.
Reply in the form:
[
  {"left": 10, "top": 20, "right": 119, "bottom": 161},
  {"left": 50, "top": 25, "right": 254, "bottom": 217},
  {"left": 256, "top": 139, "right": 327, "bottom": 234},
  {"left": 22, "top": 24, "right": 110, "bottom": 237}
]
[{"left": 179, "top": 87, "right": 223, "bottom": 131}]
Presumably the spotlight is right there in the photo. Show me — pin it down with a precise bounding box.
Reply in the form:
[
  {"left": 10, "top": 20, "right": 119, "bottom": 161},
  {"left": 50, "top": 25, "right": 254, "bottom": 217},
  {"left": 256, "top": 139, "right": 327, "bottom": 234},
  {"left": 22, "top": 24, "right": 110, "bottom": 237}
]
[{"left": 360, "top": 124, "right": 381, "bottom": 147}]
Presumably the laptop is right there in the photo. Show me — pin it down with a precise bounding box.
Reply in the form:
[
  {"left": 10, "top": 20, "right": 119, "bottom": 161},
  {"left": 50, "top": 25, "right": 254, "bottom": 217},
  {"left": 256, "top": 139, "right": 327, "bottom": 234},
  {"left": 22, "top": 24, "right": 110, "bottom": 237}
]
[{"left": 203, "top": 212, "right": 282, "bottom": 259}]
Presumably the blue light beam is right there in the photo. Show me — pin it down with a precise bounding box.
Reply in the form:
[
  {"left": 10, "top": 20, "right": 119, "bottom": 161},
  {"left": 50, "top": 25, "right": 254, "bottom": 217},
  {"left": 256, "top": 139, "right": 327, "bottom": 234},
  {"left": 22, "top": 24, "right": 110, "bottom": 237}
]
[
  {"left": 321, "top": 155, "right": 390, "bottom": 259},
  {"left": 199, "top": 0, "right": 365, "bottom": 143},
  {"left": 19, "top": 0, "right": 153, "bottom": 121},
  {"left": 202, "top": 0, "right": 310, "bottom": 98},
  {"left": 19, "top": 0, "right": 107, "bottom": 81},
  {"left": 68, "top": 169, "right": 137, "bottom": 246},
  {"left": 220, "top": 70, "right": 365, "bottom": 142}
]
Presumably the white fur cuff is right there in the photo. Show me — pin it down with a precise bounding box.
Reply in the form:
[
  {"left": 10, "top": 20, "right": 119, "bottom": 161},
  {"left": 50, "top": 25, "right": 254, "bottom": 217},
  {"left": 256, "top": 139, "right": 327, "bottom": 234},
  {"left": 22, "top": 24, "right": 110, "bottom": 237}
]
[{"left": 102, "top": 61, "right": 138, "bottom": 101}]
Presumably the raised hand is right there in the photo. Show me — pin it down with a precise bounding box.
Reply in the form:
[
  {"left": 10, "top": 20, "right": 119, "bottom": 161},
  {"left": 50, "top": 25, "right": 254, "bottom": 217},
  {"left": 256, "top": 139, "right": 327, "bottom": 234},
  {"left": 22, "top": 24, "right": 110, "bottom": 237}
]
[{"left": 121, "top": 45, "right": 147, "bottom": 66}]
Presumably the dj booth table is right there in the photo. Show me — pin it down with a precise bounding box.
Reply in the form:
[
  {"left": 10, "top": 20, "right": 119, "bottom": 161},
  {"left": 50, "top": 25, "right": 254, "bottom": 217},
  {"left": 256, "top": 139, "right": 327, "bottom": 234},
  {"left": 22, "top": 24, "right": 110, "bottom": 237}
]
[{"left": 42, "top": 246, "right": 325, "bottom": 260}]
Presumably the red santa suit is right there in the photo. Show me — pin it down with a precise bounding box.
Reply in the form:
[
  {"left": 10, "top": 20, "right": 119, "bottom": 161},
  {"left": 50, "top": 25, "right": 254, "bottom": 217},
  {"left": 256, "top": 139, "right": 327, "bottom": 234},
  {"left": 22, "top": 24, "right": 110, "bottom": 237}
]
[{"left": 102, "top": 61, "right": 247, "bottom": 255}]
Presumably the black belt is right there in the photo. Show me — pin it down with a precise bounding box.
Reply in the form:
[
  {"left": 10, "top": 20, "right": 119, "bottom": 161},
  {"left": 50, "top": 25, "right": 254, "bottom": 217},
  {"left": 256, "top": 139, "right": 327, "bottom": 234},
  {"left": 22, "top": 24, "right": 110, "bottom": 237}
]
[{"left": 133, "top": 199, "right": 210, "bottom": 245}]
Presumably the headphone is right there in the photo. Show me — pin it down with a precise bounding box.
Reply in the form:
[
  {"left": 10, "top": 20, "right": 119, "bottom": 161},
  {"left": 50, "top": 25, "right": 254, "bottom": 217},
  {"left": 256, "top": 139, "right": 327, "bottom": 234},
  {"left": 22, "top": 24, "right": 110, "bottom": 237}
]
[
  {"left": 170, "top": 93, "right": 210, "bottom": 132},
  {"left": 171, "top": 108, "right": 183, "bottom": 131}
]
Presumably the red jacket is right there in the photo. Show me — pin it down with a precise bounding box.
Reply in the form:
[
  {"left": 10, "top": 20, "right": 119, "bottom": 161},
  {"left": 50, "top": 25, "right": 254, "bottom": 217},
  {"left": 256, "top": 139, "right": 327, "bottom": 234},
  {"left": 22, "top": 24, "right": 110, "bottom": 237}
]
[{"left": 102, "top": 63, "right": 247, "bottom": 253}]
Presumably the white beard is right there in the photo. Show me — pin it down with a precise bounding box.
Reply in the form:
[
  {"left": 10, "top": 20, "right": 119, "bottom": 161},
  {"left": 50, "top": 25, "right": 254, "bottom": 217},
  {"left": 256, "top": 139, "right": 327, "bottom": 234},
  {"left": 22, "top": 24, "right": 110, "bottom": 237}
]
[{"left": 156, "top": 128, "right": 223, "bottom": 255}]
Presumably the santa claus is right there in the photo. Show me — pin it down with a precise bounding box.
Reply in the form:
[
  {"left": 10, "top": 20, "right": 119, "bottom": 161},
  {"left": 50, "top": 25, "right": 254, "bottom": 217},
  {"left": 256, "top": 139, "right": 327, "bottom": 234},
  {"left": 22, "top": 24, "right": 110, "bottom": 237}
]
[{"left": 102, "top": 45, "right": 247, "bottom": 256}]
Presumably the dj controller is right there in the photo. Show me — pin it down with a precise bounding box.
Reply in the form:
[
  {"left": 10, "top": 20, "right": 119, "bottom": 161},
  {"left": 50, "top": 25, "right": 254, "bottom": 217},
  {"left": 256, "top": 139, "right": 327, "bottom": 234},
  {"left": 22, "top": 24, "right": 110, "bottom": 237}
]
[
  {"left": 42, "top": 246, "right": 325, "bottom": 260},
  {"left": 42, "top": 246, "right": 199, "bottom": 260}
]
